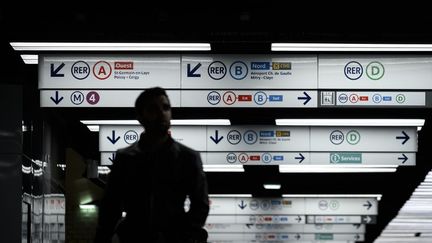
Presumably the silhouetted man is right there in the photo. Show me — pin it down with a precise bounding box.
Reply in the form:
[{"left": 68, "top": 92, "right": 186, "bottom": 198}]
[{"left": 95, "top": 87, "right": 209, "bottom": 243}]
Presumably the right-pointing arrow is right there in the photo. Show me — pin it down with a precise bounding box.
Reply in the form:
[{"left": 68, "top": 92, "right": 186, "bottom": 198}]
[
  {"left": 398, "top": 153, "right": 408, "bottom": 164},
  {"left": 363, "top": 200, "right": 372, "bottom": 210},
  {"left": 396, "top": 131, "right": 410, "bottom": 145},
  {"left": 363, "top": 215, "right": 372, "bottom": 223},
  {"left": 297, "top": 91, "right": 311, "bottom": 105},
  {"left": 295, "top": 153, "right": 305, "bottom": 163}
]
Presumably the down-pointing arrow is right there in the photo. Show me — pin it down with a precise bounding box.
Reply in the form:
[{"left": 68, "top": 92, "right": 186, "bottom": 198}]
[
  {"left": 210, "top": 130, "right": 224, "bottom": 144},
  {"left": 238, "top": 200, "right": 247, "bottom": 210},
  {"left": 50, "top": 91, "right": 64, "bottom": 105},
  {"left": 107, "top": 130, "right": 120, "bottom": 144}
]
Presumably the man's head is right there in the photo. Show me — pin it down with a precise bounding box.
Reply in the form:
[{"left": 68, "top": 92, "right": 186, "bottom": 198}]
[{"left": 135, "top": 87, "right": 172, "bottom": 135}]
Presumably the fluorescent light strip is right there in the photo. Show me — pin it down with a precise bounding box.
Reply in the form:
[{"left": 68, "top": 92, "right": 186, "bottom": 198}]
[
  {"left": 203, "top": 164, "right": 244, "bottom": 172},
  {"left": 271, "top": 43, "right": 432, "bottom": 52},
  {"left": 79, "top": 205, "right": 96, "bottom": 209},
  {"left": 81, "top": 119, "right": 230, "bottom": 126},
  {"left": 20, "top": 54, "right": 38, "bottom": 64},
  {"left": 10, "top": 42, "right": 211, "bottom": 51},
  {"left": 282, "top": 194, "right": 382, "bottom": 200},
  {"left": 209, "top": 194, "right": 253, "bottom": 198},
  {"left": 275, "top": 119, "right": 425, "bottom": 127},
  {"left": 263, "top": 184, "right": 281, "bottom": 190},
  {"left": 279, "top": 165, "right": 397, "bottom": 173}
]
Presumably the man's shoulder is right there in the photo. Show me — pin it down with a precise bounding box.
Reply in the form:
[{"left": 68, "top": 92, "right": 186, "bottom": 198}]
[
  {"left": 116, "top": 142, "right": 140, "bottom": 156},
  {"left": 173, "top": 140, "right": 199, "bottom": 155}
]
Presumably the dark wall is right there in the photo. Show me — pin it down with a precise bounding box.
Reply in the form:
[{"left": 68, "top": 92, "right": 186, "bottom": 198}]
[{"left": 0, "top": 85, "right": 22, "bottom": 243}]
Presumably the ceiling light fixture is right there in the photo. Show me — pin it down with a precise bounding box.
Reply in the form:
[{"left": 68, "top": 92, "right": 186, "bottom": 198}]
[
  {"left": 203, "top": 165, "right": 244, "bottom": 172},
  {"left": 263, "top": 184, "right": 281, "bottom": 190},
  {"left": 271, "top": 43, "right": 432, "bottom": 52},
  {"left": 209, "top": 194, "right": 253, "bottom": 198},
  {"left": 282, "top": 194, "right": 382, "bottom": 200},
  {"left": 279, "top": 165, "right": 398, "bottom": 173},
  {"left": 10, "top": 42, "right": 211, "bottom": 51},
  {"left": 275, "top": 119, "right": 425, "bottom": 127},
  {"left": 20, "top": 54, "right": 38, "bottom": 64},
  {"left": 81, "top": 119, "right": 230, "bottom": 126}
]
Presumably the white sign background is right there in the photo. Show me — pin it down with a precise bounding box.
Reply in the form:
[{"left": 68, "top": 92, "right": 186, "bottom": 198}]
[
  {"left": 181, "top": 55, "right": 317, "bottom": 89},
  {"left": 39, "top": 55, "right": 180, "bottom": 89},
  {"left": 319, "top": 55, "right": 432, "bottom": 90}
]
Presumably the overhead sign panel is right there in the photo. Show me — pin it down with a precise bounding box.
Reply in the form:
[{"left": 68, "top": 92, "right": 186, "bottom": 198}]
[
  {"left": 319, "top": 55, "right": 432, "bottom": 90},
  {"left": 206, "top": 126, "right": 309, "bottom": 152},
  {"left": 39, "top": 55, "right": 180, "bottom": 89},
  {"left": 100, "top": 125, "right": 418, "bottom": 153},
  {"left": 181, "top": 90, "right": 316, "bottom": 107},
  {"left": 207, "top": 232, "right": 364, "bottom": 241},
  {"left": 319, "top": 91, "right": 426, "bottom": 107},
  {"left": 204, "top": 152, "right": 415, "bottom": 166},
  {"left": 310, "top": 127, "right": 417, "bottom": 152},
  {"left": 206, "top": 215, "right": 305, "bottom": 225},
  {"left": 181, "top": 55, "right": 317, "bottom": 89},
  {"left": 99, "top": 125, "right": 206, "bottom": 152},
  {"left": 205, "top": 224, "right": 365, "bottom": 233},
  {"left": 209, "top": 197, "right": 378, "bottom": 216},
  {"left": 40, "top": 90, "right": 181, "bottom": 107},
  {"left": 307, "top": 215, "right": 377, "bottom": 225}
]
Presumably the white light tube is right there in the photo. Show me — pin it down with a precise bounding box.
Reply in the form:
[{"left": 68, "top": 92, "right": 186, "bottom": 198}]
[
  {"left": 209, "top": 194, "right": 253, "bottom": 198},
  {"left": 282, "top": 194, "right": 382, "bottom": 200},
  {"left": 11, "top": 42, "right": 211, "bottom": 51},
  {"left": 79, "top": 204, "right": 96, "bottom": 210},
  {"left": 81, "top": 119, "right": 230, "bottom": 126},
  {"left": 203, "top": 165, "right": 244, "bottom": 172},
  {"left": 275, "top": 119, "right": 425, "bottom": 127},
  {"left": 263, "top": 184, "right": 281, "bottom": 190},
  {"left": 20, "top": 54, "right": 38, "bottom": 64},
  {"left": 272, "top": 43, "right": 432, "bottom": 52},
  {"left": 279, "top": 165, "right": 397, "bottom": 173}
]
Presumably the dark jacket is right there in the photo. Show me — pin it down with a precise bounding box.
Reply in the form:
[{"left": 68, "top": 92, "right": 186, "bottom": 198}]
[{"left": 95, "top": 135, "right": 209, "bottom": 243}]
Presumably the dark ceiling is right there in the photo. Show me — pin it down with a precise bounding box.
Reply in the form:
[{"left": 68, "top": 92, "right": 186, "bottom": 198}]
[{"left": 2, "top": 5, "right": 432, "bottom": 243}]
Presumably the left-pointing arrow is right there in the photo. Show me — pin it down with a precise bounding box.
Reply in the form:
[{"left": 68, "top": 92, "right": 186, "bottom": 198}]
[
  {"left": 107, "top": 130, "right": 120, "bottom": 144},
  {"left": 50, "top": 91, "right": 64, "bottom": 105}
]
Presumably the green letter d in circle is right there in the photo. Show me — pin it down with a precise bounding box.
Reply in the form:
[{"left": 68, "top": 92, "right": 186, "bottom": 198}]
[
  {"left": 366, "top": 61, "right": 385, "bottom": 80},
  {"left": 347, "top": 130, "right": 360, "bottom": 145}
]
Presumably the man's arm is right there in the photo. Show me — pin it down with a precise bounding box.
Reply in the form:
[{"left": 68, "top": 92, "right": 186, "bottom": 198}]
[
  {"left": 186, "top": 151, "right": 210, "bottom": 229},
  {"left": 94, "top": 153, "right": 125, "bottom": 243}
]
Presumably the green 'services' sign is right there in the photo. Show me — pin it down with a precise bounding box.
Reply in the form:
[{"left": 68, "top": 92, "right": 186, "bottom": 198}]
[{"left": 330, "top": 153, "right": 362, "bottom": 164}]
